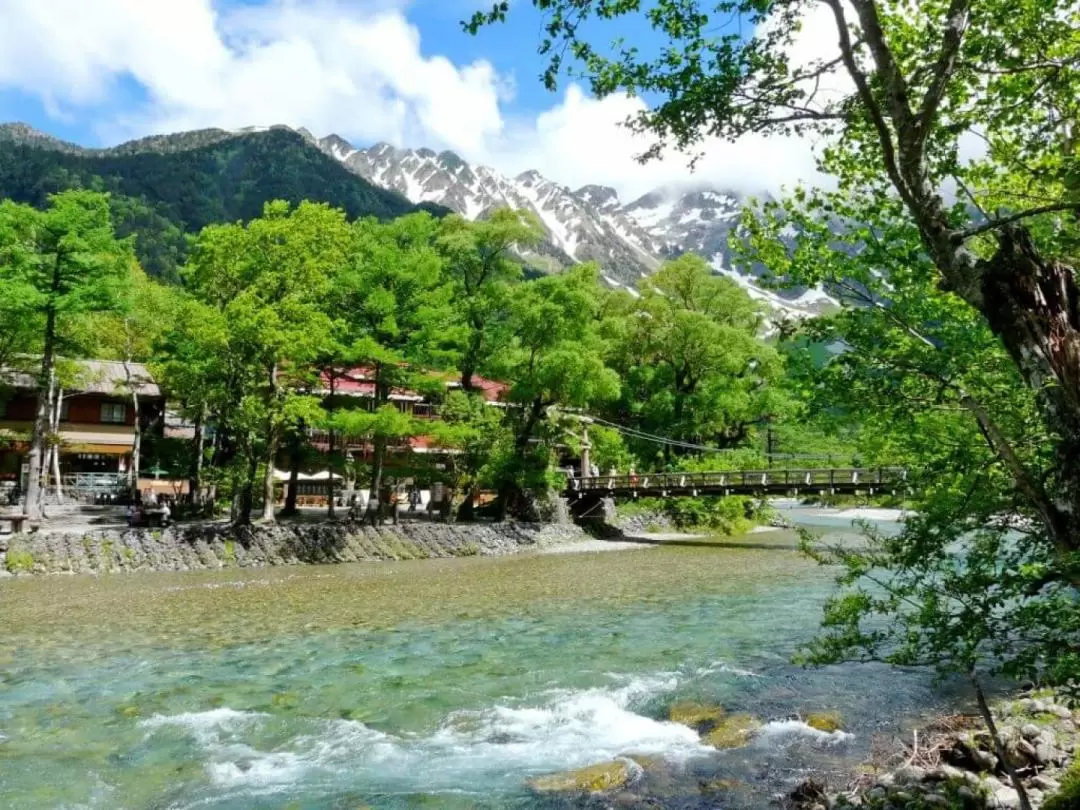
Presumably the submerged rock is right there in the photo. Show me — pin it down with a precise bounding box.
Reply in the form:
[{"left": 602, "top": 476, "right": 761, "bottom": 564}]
[
  {"left": 804, "top": 711, "right": 844, "bottom": 733},
  {"left": 668, "top": 701, "right": 725, "bottom": 730},
  {"left": 702, "top": 713, "right": 762, "bottom": 749},
  {"left": 526, "top": 760, "right": 635, "bottom": 793}
]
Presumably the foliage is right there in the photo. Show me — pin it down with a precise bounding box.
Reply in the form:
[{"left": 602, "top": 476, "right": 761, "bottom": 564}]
[
  {"left": 436, "top": 208, "right": 543, "bottom": 390},
  {"left": 1043, "top": 752, "right": 1080, "bottom": 810},
  {"left": 470, "top": 0, "right": 1080, "bottom": 713},
  {"left": 180, "top": 200, "right": 347, "bottom": 521},
  {"left": 5, "top": 548, "right": 33, "bottom": 573},
  {"left": 601, "top": 254, "right": 785, "bottom": 467}
]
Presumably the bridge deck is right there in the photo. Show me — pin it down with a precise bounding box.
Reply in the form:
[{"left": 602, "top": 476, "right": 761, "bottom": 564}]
[{"left": 567, "top": 467, "right": 906, "bottom": 498}]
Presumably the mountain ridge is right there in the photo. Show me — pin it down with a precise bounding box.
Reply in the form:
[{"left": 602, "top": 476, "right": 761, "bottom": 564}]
[
  {"left": 0, "top": 123, "right": 446, "bottom": 281},
  {"left": 315, "top": 131, "right": 835, "bottom": 318}
]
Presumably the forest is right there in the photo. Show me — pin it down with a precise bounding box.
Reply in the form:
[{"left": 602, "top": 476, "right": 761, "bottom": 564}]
[{"left": 0, "top": 190, "right": 849, "bottom": 529}]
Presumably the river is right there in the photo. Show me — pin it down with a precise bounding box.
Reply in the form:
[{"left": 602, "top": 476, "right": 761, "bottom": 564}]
[{"left": 0, "top": 509, "right": 965, "bottom": 809}]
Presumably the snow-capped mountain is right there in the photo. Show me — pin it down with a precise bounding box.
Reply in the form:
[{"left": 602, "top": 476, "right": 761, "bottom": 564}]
[{"left": 317, "top": 134, "right": 837, "bottom": 318}]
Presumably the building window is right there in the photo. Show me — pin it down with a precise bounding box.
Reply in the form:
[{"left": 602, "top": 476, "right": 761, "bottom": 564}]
[{"left": 100, "top": 402, "right": 126, "bottom": 424}]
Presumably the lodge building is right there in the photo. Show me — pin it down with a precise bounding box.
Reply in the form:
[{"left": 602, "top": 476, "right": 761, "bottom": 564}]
[{"left": 0, "top": 360, "right": 164, "bottom": 492}]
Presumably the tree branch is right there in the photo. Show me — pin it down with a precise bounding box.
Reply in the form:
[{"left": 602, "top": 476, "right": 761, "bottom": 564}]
[
  {"left": 819, "top": 0, "right": 914, "bottom": 208},
  {"left": 917, "top": 0, "right": 971, "bottom": 141},
  {"left": 951, "top": 203, "right": 1080, "bottom": 242}
]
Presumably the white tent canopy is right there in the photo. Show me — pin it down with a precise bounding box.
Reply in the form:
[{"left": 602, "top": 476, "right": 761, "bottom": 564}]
[{"left": 272, "top": 469, "right": 342, "bottom": 482}]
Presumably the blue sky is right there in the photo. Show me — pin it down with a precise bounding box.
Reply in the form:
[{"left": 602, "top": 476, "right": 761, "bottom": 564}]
[{"left": 0, "top": 0, "right": 822, "bottom": 200}]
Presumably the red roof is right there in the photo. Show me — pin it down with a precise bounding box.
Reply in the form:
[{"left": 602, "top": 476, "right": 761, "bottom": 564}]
[{"left": 320, "top": 367, "right": 507, "bottom": 403}]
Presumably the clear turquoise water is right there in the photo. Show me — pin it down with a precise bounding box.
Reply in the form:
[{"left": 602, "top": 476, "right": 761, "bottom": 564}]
[{"left": 0, "top": 513, "right": 961, "bottom": 809}]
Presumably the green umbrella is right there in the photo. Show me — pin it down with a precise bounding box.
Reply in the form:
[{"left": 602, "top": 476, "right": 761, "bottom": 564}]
[{"left": 145, "top": 464, "right": 168, "bottom": 480}]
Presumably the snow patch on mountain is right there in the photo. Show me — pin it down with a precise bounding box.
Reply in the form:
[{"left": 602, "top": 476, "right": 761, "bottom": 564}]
[{"left": 315, "top": 132, "right": 839, "bottom": 319}]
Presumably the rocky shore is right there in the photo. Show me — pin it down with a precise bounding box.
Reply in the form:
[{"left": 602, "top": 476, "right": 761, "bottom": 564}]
[
  {"left": 789, "top": 689, "right": 1080, "bottom": 810},
  {"left": 0, "top": 520, "right": 590, "bottom": 575}
]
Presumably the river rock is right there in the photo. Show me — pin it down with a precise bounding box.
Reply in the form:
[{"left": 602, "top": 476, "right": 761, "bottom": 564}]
[
  {"left": 988, "top": 784, "right": 1021, "bottom": 809},
  {"left": 1031, "top": 774, "right": 1060, "bottom": 792},
  {"left": 804, "top": 711, "right": 844, "bottom": 733},
  {"left": 668, "top": 701, "right": 725, "bottom": 730},
  {"left": 893, "top": 765, "right": 928, "bottom": 784},
  {"left": 702, "top": 713, "right": 762, "bottom": 749},
  {"left": 526, "top": 760, "right": 634, "bottom": 793},
  {"left": 1021, "top": 723, "right": 1043, "bottom": 741},
  {"left": 1043, "top": 703, "right": 1072, "bottom": 718}
]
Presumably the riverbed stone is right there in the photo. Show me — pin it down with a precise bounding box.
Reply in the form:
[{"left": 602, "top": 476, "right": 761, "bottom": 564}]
[
  {"left": 702, "top": 713, "right": 762, "bottom": 749},
  {"left": 526, "top": 760, "right": 634, "bottom": 793},
  {"left": 805, "top": 711, "right": 844, "bottom": 733},
  {"left": 988, "top": 784, "right": 1021, "bottom": 809},
  {"left": 668, "top": 701, "right": 725, "bottom": 730}
]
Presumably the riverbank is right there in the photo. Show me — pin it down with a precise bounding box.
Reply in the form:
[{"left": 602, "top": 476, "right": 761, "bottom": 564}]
[
  {"left": 788, "top": 687, "right": 1080, "bottom": 810},
  {"left": 0, "top": 520, "right": 592, "bottom": 575}
]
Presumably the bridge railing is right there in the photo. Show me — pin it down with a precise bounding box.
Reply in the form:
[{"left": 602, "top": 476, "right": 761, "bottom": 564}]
[{"left": 570, "top": 467, "right": 907, "bottom": 493}]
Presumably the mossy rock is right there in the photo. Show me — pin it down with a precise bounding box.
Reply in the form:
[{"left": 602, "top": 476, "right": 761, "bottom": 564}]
[
  {"left": 805, "top": 711, "right": 844, "bottom": 733},
  {"left": 702, "top": 713, "right": 762, "bottom": 749},
  {"left": 526, "top": 760, "right": 634, "bottom": 793},
  {"left": 669, "top": 701, "right": 725, "bottom": 731}
]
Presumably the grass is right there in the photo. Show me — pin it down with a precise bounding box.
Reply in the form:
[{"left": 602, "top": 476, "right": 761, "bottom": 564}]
[
  {"left": 5, "top": 548, "right": 33, "bottom": 573},
  {"left": 1044, "top": 751, "right": 1080, "bottom": 810}
]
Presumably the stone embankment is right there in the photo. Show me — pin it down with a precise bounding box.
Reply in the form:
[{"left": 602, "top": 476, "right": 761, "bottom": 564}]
[{"left": 0, "top": 520, "right": 589, "bottom": 575}]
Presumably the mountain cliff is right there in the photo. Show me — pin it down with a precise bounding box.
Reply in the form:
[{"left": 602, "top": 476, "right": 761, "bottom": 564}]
[{"left": 318, "top": 134, "right": 836, "bottom": 318}]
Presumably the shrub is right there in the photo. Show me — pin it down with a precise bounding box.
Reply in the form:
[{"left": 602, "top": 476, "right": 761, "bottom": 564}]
[
  {"left": 5, "top": 549, "right": 33, "bottom": 573},
  {"left": 1044, "top": 752, "right": 1080, "bottom": 810}
]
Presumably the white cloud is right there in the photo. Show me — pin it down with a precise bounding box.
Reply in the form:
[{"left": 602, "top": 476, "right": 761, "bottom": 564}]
[{"left": 0, "top": 0, "right": 845, "bottom": 203}]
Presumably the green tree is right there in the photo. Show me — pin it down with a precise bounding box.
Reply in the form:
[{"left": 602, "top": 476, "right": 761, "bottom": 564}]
[
  {"left": 334, "top": 212, "right": 455, "bottom": 505},
  {"left": 468, "top": 0, "right": 1080, "bottom": 571},
  {"left": 489, "top": 264, "right": 620, "bottom": 516},
  {"left": 436, "top": 208, "right": 544, "bottom": 390},
  {"left": 184, "top": 201, "right": 345, "bottom": 522},
  {"left": 0, "top": 190, "right": 132, "bottom": 519},
  {"left": 611, "top": 254, "right": 782, "bottom": 463},
  {"left": 93, "top": 267, "right": 175, "bottom": 497}
]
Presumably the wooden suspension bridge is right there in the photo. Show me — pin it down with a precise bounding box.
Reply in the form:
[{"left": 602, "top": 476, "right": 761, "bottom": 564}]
[{"left": 565, "top": 467, "right": 907, "bottom": 521}]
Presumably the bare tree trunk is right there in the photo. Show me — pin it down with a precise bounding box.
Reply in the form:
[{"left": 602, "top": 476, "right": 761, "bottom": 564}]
[
  {"left": 260, "top": 362, "right": 280, "bottom": 527},
  {"left": 327, "top": 373, "right": 337, "bottom": 519},
  {"left": 123, "top": 361, "right": 142, "bottom": 501},
  {"left": 971, "top": 673, "right": 1033, "bottom": 810},
  {"left": 49, "top": 386, "right": 64, "bottom": 505},
  {"left": 188, "top": 403, "right": 206, "bottom": 504},
  {"left": 368, "top": 435, "right": 386, "bottom": 501},
  {"left": 25, "top": 256, "right": 63, "bottom": 521},
  {"left": 281, "top": 429, "right": 301, "bottom": 517},
  {"left": 261, "top": 434, "right": 278, "bottom": 522}
]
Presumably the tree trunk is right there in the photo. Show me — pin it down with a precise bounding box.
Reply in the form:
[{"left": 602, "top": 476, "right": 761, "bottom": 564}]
[
  {"left": 261, "top": 433, "right": 278, "bottom": 522},
  {"left": 124, "top": 361, "right": 142, "bottom": 501},
  {"left": 281, "top": 429, "right": 302, "bottom": 517},
  {"left": 971, "top": 673, "right": 1033, "bottom": 810},
  {"left": 188, "top": 403, "right": 206, "bottom": 504},
  {"left": 368, "top": 435, "right": 386, "bottom": 500},
  {"left": 236, "top": 448, "right": 257, "bottom": 525},
  {"left": 327, "top": 373, "right": 337, "bottom": 519},
  {"left": 368, "top": 369, "right": 389, "bottom": 505},
  {"left": 25, "top": 328, "right": 56, "bottom": 520},
  {"left": 974, "top": 227, "right": 1080, "bottom": 555},
  {"left": 260, "top": 362, "right": 280, "bottom": 522},
  {"left": 49, "top": 386, "right": 64, "bottom": 505},
  {"left": 461, "top": 329, "right": 483, "bottom": 392}
]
